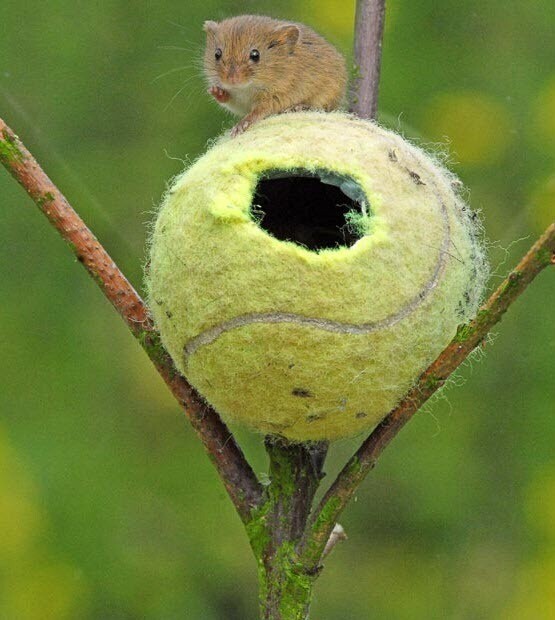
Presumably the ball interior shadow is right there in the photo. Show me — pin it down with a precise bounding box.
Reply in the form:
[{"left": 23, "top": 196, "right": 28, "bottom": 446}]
[{"left": 252, "top": 170, "right": 369, "bottom": 251}]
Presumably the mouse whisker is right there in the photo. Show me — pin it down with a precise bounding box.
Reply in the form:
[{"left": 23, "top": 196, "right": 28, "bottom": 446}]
[
  {"left": 163, "top": 76, "right": 201, "bottom": 112},
  {"left": 152, "top": 66, "right": 193, "bottom": 83}
]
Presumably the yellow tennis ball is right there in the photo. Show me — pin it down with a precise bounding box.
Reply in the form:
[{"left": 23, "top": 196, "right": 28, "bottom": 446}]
[{"left": 147, "top": 112, "right": 488, "bottom": 441}]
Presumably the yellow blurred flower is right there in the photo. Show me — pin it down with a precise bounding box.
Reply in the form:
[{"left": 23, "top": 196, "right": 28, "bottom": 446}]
[
  {"left": 500, "top": 558, "right": 555, "bottom": 620},
  {"left": 0, "top": 430, "right": 42, "bottom": 556},
  {"left": 298, "top": 1, "right": 355, "bottom": 39},
  {"left": 501, "top": 468, "right": 555, "bottom": 619},
  {"left": 0, "top": 427, "right": 90, "bottom": 619},
  {"left": 2, "top": 563, "right": 88, "bottom": 620},
  {"left": 422, "top": 92, "right": 513, "bottom": 166},
  {"left": 298, "top": 0, "right": 398, "bottom": 43}
]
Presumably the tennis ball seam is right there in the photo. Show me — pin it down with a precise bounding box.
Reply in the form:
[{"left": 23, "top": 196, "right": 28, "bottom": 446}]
[
  {"left": 183, "top": 199, "right": 449, "bottom": 361},
  {"left": 182, "top": 129, "right": 453, "bottom": 362}
]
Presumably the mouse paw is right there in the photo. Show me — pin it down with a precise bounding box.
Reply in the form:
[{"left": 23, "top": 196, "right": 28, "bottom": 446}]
[
  {"left": 208, "top": 86, "right": 230, "bottom": 103},
  {"left": 230, "top": 119, "right": 253, "bottom": 137},
  {"left": 282, "top": 104, "right": 310, "bottom": 114}
]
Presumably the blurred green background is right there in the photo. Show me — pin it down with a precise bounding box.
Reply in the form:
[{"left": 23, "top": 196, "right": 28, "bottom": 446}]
[{"left": 1, "top": 1, "right": 554, "bottom": 618}]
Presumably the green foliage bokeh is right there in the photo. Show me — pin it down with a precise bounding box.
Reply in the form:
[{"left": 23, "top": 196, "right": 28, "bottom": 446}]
[{"left": 1, "top": 1, "right": 554, "bottom": 618}]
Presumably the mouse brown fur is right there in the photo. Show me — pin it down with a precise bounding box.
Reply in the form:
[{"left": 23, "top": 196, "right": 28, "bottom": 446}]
[{"left": 203, "top": 15, "right": 348, "bottom": 136}]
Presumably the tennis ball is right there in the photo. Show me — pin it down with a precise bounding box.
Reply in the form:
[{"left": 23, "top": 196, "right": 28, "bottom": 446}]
[{"left": 147, "top": 112, "right": 488, "bottom": 441}]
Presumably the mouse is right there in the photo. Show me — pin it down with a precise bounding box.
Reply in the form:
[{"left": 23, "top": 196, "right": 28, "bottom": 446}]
[{"left": 203, "top": 15, "right": 348, "bottom": 137}]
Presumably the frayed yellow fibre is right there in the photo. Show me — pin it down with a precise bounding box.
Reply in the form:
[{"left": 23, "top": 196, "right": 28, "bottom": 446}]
[{"left": 147, "top": 112, "right": 488, "bottom": 441}]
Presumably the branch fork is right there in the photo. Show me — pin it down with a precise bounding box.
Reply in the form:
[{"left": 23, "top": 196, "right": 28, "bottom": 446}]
[{"left": 2, "top": 1, "right": 554, "bottom": 617}]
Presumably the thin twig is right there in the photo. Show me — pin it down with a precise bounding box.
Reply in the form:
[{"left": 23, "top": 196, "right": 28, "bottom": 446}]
[
  {"left": 300, "top": 223, "right": 555, "bottom": 569},
  {"left": 351, "top": 0, "right": 387, "bottom": 119},
  {"left": 0, "top": 118, "right": 264, "bottom": 523}
]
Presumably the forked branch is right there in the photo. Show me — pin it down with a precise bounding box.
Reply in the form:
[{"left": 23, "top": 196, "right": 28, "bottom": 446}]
[
  {"left": 0, "top": 118, "right": 263, "bottom": 523},
  {"left": 2, "top": 4, "right": 553, "bottom": 597}
]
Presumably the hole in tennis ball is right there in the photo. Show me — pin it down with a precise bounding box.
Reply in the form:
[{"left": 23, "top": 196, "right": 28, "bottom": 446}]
[{"left": 251, "top": 169, "right": 372, "bottom": 251}]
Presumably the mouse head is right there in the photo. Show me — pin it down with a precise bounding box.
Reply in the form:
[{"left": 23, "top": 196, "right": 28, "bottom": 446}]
[{"left": 203, "top": 15, "right": 300, "bottom": 89}]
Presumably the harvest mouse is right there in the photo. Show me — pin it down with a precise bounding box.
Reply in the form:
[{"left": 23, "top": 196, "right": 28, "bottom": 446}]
[{"left": 203, "top": 15, "right": 348, "bottom": 137}]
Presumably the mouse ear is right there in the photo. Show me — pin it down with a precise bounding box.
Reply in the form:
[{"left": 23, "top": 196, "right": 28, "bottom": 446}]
[
  {"left": 203, "top": 20, "right": 218, "bottom": 35},
  {"left": 269, "top": 24, "right": 300, "bottom": 48}
]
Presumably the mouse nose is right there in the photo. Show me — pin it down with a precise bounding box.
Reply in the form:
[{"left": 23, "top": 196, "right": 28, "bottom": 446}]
[{"left": 227, "top": 63, "right": 239, "bottom": 83}]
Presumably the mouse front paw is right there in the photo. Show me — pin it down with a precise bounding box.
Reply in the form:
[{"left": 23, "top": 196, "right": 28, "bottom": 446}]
[
  {"left": 282, "top": 104, "right": 310, "bottom": 113},
  {"left": 230, "top": 118, "right": 253, "bottom": 137},
  {"left": 208, "top": 86, "right": 230, "bottom": 103}
]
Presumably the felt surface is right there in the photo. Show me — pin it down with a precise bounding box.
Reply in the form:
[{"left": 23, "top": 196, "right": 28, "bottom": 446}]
[{"left": 146, "top": 112, "right": 488, "bottom": 441}]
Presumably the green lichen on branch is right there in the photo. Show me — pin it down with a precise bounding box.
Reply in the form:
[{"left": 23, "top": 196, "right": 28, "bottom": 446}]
[
  {"left": 273, "top": 542, "right": 314, "bottom": 619},
  {"left": 246, "top": 500, "right": 272, "bottom": 559},
  {"left": 254, "top": 439, "right": 327, "bottom": 618},
  {"left": 454, "top": 322, "right": 473, "bottom": 343},
  {"left": 536, "top": 246, "right": 554, "bottom": 268},
  {"left": 258, "top": 539, "right": 315, "bottom": 620},
  {"left": 501, "top": 270, "right": 523, "bottom": 294},
  {"left": 423, "top": 374, "right": 442, "bottom": 390},
  {"left": 138, "top": 328, "right": 174, "bottom": 373},
  {"left": 454, "top": 308, "right": 491, "bottom": 344},
  {"left": 311, "top": 496, "right": 342, "bottom": 536},
  {"left": 0, "top": 129, "right": 24, "bottom": 164},
  {"left": 297, "top": 495, "right": 343, "bottom": 571},
  {"left": 36, "top": 191, "right": 55, "bottom": 207},
  {"left": 266, "top": 442, "right": 298, "bottom": 501}
]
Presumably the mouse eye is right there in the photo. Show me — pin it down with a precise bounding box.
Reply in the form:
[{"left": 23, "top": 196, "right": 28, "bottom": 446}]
[
  {"left": 215, "top": 48, "right": 222, "bottom": 61},
  {"left": 249, "top": 49, "right": 260, "bottom": 62}
]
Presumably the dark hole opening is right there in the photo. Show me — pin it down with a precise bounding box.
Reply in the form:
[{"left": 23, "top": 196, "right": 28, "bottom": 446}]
[{"left": 251, "top": 171, "right": 369, "bottom": 251}]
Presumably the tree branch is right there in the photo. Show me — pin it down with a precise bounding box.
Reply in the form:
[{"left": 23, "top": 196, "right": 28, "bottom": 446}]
[
  {"left": 255, "top": 439, "right": 328, "bottom": 618},
  {"left": 351, "top": 0, "right": 387, "bottom": 119},
  {"left": 300, "top": 222, "right": 555, "bottom": 569},
  {"left": 0, "top": 117, "right": 264, "bottom": 523}
]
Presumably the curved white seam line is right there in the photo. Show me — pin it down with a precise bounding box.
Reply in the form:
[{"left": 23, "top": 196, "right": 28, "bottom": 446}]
[
  {"left": 184, "top": 204, "right": 450, "bottom": 359},
  {"left": 183, "top": 136, "right": 452, "bottom": 361}
]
